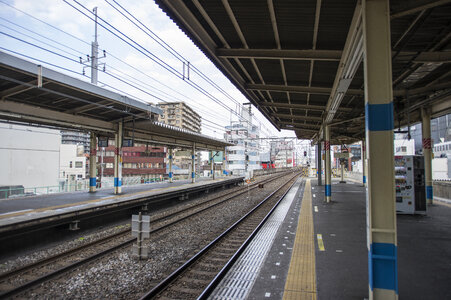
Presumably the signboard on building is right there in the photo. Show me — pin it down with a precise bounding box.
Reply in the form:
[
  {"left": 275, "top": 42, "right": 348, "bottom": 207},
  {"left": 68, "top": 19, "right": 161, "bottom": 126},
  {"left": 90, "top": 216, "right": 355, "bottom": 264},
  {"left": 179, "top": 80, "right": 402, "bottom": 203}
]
[
  {"left": 175, "top": 150, "right": 192, "bottom": 157},
  {"left": 334, "top": 152, "right": 353, "bottom": 159},
  {"left": 209, "top": 151, "right": 224, "bottom": 163}
]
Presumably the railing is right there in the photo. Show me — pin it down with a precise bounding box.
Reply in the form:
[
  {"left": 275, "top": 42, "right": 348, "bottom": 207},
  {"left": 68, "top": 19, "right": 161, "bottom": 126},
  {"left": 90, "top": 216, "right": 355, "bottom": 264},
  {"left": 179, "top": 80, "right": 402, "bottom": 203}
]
[
  {"left": 0, "top": 172, "right": 238, "bottom": 200},
  {"left": 0, "top": 184, "right": 87, "bottom": 200},
  {"left": 0, "top": 177, "right": 171, "bottom": 200}
]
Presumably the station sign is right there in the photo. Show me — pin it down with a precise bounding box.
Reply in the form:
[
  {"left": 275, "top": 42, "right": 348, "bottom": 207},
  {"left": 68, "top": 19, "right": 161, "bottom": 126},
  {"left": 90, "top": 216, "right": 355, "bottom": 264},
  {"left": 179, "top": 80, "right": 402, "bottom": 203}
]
[
  {"left": 175, "top": 150, "right": 192, "bottom": 157},
  {"left": 334, "top": 152, "right": 353, "bottom": 159},
  {"left": 123, "top": 139, "right": 134, "bottom": 147},
  {"left": 98, "top": 136, "right": 108, "bottom": 147}
]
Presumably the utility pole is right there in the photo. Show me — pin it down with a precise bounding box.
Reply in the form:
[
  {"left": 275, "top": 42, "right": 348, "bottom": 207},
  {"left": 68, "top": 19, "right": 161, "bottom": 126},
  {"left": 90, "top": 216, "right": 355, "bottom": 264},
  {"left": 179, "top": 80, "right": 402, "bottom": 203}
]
[
  {"left": 85, "top": 7, "right": 106, "bottom": 191},
  {"left": 91, "top": 7, "right": 99, "bottom": 85},
  {"left": 80, "top": 7, "right": 105, "bottom": 82}
]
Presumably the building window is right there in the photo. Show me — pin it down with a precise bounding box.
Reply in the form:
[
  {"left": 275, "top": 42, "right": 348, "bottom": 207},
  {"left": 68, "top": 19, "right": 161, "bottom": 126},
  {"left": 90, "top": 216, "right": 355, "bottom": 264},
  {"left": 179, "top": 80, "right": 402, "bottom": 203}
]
[
  {"left": 75, "top": 161, "right": 83, "bottom": 168},
  {"left": 106, "top": 163, "right": 113, "bottom": 168}
]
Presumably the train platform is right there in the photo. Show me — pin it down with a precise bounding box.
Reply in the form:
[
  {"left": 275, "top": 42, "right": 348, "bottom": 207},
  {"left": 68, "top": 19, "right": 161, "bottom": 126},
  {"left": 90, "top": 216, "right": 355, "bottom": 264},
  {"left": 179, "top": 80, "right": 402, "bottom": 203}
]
[
  {"left": 0, "top": 176, "right": 243, "bottom": 236},
  {"left": 1, "top": 177, "right": 214, "bottom": 215},
  {"left": 211, "top": 177, "right": 451, "bottom": 299}
]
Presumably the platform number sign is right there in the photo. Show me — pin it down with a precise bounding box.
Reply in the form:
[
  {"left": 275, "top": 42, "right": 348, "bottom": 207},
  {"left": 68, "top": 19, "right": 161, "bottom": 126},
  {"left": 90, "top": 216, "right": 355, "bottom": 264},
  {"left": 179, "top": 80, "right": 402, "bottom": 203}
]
[
  {"left": 98, "top": 136, "right": 108, "bottom": 147},
  {"left": 123, "top": 138, "right": 134, "bottom": 147}
]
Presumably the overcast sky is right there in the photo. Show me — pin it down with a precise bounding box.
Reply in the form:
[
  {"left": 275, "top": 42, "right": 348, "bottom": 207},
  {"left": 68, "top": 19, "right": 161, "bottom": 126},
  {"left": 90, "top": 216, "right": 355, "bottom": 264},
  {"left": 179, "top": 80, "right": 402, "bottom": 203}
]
[{"left": 0, "top": 0, "right": 297, "bottom": 143}]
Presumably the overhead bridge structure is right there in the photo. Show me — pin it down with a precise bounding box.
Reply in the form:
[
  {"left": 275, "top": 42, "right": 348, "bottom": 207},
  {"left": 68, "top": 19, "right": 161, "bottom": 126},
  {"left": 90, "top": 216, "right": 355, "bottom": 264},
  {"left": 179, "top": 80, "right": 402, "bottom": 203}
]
[
  {"left": 154, "top": 0, "right": 451, "bottom": 299},
  {"left": 0, "top": 51, "right": 232, "bottom": 193}
]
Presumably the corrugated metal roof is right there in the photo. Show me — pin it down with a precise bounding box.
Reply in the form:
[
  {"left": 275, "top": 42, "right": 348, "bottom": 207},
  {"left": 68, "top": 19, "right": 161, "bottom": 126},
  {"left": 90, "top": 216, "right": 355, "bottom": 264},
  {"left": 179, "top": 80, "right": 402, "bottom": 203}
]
[
  {"left": 156, "top": 0, "right": 451, "bottom": 143},
  {"left": 0, "top": 51, "right": 232, "bottom": 150}
]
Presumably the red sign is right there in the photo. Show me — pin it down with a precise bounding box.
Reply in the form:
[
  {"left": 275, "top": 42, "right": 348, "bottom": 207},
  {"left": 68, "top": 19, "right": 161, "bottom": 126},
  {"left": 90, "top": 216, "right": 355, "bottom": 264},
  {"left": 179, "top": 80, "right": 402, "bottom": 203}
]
[
  {"left": 324, "top": 141, "right": 330, "bottom": 151},
  {"left": 422, "top": 138, "right": 432, "bottom": 150}
]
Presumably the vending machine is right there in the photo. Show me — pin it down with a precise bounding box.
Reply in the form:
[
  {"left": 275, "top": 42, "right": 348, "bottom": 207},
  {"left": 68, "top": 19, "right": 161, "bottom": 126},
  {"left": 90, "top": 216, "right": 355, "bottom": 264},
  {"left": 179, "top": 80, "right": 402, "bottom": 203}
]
[{"left": 394, "top": 155, "right": 427, "bottom": 214}]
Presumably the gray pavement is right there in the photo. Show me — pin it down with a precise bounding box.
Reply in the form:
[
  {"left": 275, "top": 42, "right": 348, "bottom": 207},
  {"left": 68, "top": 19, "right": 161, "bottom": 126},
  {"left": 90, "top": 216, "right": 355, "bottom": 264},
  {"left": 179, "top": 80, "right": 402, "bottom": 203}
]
[
  {"left": 0, "top": 178, "right": 213, "bottom": 214},
  {"left": 312, "top": 179, "right": 451, "bottom": 300}
]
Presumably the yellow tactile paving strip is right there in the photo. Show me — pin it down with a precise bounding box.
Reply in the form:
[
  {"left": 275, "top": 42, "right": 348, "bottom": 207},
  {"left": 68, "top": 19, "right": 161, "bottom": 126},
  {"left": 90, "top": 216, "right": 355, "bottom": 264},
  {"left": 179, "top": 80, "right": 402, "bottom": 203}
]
[{"left": 283, "top": 179, "right": 317, "bottom": 300}]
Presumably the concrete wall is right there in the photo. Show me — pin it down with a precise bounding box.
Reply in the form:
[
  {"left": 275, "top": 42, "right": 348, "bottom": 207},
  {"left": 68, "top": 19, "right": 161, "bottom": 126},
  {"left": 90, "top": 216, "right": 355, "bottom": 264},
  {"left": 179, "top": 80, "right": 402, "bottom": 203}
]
[
  {"left": 59, "top": 144, "right": 87, "bottom": 180},
  {"left": 432, "top": 157, "right": 450, "bottom": 180},
  {"left": 394, "top": 139, "right": 415, "bottom": 155},
  {"left": 433, "top": 181, "right": 451, "bottom": 200},
  {"left": 0, "top": 124, "right": 61, "bottom": 188}
]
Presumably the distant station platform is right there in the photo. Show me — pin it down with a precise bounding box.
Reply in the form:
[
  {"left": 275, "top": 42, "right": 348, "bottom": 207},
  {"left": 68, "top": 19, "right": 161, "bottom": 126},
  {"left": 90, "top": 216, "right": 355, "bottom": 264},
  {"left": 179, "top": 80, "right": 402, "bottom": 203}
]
[
  {"left": 0, "top": 177, "right": 243, "bottom": 236},
  {"left": 211, "top": 177, "right": 451, "bottom": 299}
]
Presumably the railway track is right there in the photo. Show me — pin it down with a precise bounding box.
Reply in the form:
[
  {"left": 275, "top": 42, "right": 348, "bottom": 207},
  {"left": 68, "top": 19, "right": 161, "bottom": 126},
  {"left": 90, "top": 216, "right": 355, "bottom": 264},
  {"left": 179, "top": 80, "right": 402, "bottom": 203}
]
[
  {"left": 0, "top": 171, "right": 297, "bottom": 298},
  {"left": 140, "top": 174, "right": 301, "bottom": 299}
]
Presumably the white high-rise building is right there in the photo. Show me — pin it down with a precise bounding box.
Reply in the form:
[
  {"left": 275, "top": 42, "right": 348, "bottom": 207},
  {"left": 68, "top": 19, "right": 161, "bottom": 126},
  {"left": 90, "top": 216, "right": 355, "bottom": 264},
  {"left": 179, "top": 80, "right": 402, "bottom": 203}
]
[
  {"left": 224, "top": 107, "right": 261, "bottom": 177},
  {"left": 271, "top": 140, "right": 294, "bottom": 168}
]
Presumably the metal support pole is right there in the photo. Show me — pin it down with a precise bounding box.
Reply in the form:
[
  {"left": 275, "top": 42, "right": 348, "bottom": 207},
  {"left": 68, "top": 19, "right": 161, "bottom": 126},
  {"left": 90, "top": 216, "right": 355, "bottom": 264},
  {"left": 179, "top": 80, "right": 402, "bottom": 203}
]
[
  {"left": 317, "top": 142, "right": 322, "bottom": 186},
  {"left": 168, "top": 147, "right": 173, "bottom": 183},
  {"left": 191, "top": 143, "right": 196, "bottom": 183},
  {"left": 341, "top": 162, "right": 345, "bottom": 182},
  {"left": 362, "top": 139, "right": 367, "bottom": 187},
  {"left": 211, "top": 151, "right": 216, "bottom": 180},
  {"left": 89, "top": 132, "right": 97, "bottom": 192},
  {"left": 223, "top": 148, "right": 227, "bottom": 176},
  {"left": 91, "top": 7, "right": 99, "bottom": 85},
  {"left": 421, "top": 107, "right": 433, "bottom": 204},
  {"left": 363, "top": 0, "right": 398, "bottom": 298},
  {"left": 325, "top": 126, "right": 331, "bottom": 202},
  {"left": 114, "top": 122, "right": 123, "bottom": 194}
]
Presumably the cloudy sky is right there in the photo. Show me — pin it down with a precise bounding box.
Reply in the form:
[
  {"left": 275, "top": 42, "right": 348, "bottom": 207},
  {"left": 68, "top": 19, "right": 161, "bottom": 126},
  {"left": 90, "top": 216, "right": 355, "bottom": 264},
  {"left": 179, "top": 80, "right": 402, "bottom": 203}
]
[{"left": 0, "top": 0, "right": 297, "bottom": 143}]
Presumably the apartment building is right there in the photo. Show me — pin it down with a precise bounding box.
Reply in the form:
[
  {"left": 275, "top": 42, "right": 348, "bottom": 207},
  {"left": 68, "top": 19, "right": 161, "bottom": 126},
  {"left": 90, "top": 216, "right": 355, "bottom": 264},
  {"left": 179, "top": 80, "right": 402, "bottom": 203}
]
[
  {"left": 270, "top": 140, "right": 294, "bottom": 168},
  {"left": 224, "top": 122, "right": 261, "bottom": 176},
  {"left": 157, "top": 102, "right": 201, "bottom": 133},
  {"left": 157, "top": 102, "right": 202, "bottom": 178},
  {"left": 61, "top": 131, "right": 89, "bottom": 153}
]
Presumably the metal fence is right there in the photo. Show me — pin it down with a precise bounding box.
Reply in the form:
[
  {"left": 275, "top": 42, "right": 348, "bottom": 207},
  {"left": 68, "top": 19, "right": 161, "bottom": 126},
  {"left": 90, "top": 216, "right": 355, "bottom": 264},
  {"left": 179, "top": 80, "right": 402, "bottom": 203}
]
[{"left": 0, "top": 176, "right": 170, "bottom": 200}]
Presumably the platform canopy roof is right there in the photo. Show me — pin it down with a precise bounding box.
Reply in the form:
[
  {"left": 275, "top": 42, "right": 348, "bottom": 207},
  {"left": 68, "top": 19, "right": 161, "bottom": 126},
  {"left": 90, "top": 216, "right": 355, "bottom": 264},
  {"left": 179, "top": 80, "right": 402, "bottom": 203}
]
[
  {"left": 155, "top": 0, "right": 451, "bottom": 144},
  {"left": 0, "top": 51, "right": 231, "bottom": 150}
]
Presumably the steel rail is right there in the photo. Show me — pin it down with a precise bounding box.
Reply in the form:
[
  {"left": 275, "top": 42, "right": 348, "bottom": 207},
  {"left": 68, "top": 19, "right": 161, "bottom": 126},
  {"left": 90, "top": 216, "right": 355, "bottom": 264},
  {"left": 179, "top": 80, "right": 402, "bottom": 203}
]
[
  {"left": 0, "top": 172, "right": 285, "bottom": 281},
  {"left": 0, "top": 171, "right": 296, "bottom": 298},
  {"left": 198, "top": 177, "right": 305, "bottom": 299},
  {"left": 139, "top": 173, "right": 300, "bottom": 299}
]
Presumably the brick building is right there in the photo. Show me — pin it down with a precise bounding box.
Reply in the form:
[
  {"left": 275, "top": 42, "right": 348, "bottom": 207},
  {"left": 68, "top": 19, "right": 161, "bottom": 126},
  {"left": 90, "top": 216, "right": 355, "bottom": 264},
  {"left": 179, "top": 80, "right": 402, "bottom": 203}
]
[{"left": 99, "top": 144, "right": 167, "bottom": 184}]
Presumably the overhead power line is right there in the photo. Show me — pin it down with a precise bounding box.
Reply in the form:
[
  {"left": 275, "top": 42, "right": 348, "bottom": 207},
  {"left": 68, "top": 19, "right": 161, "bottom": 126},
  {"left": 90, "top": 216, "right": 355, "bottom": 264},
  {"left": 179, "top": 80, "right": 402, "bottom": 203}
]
[
  {"left": 66, "top": 0, "right": 249, "bottom": 124},
  {"left": 0, "top": 0, "right": 90, "bottom": 46},
  {"left": 1, "top": 0, "right": 278, "bottom": 138}
]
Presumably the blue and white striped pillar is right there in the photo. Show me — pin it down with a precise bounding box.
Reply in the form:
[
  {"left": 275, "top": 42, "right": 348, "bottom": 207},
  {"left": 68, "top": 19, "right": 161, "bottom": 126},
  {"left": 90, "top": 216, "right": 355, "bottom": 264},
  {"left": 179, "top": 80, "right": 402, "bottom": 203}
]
[
  {"left": 422, "top": 107, "right": 433, "bottom": 204},
  {"left": 362, "top": 139, "right": 367, "bottom": 187},
  {"left": 168, "top": 147, "right": 173, "bottom": 183},
  {"left": 363, "top": 0, "right": 398, "bottom": 299},
  {"left": 191, "top": 143, "right": 196, "bottom": 183},
  {"left": 223, "top": 149, "right": 227, "bottom": 176},
  {"left": 325, "top": 125, "right": 331, "bottom": 202},
  {"left": 114, "top": 122, "right": 123, "bottom": 194},
  {"left": 89, "top": 132, "right": 97, "bottom": 193}
]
